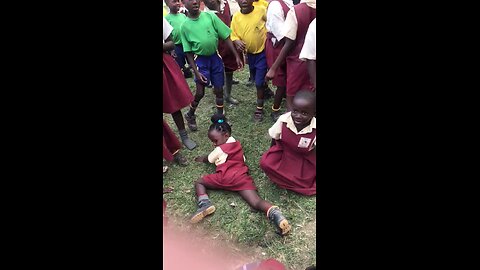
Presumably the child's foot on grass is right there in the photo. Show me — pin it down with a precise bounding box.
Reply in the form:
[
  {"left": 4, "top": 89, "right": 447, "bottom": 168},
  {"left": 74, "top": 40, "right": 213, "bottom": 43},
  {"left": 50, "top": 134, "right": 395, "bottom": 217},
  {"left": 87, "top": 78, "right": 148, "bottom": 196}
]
[
  {"left": 190, "top": 199, "right": 216, "bottom": 223},
  {"left": 253, "top": 109, "right": 264, "bottom": 122},
  {"left": 268, "top": 206, "right": 291, "bottom": 236},
  {"left": 173, "top": 153, "right": 188, "bottom": 166},
  {"left": 271, "top": 110, "right": 281, "bottom": 122},
  {"left": 184, "top": 112, "right": 198, "bottom": 131}
]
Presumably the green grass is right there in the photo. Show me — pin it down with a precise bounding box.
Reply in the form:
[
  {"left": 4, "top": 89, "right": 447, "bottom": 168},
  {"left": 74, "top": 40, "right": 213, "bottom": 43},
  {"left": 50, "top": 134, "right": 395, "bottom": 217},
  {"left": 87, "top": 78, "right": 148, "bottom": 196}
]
[{"left": 163, "top": 67, "right": 316, "bottom": 270}]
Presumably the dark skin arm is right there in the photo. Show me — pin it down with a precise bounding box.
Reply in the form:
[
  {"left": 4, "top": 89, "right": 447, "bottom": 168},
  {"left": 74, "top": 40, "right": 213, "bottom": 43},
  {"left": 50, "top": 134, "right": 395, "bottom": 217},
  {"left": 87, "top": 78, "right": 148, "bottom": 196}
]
[
  {"left": 224, "top": 37, "right": 244, "bottom": 69},
  {"left": 265, "top": 38, "right": 295, "bottom": 81},
  {"left": 307, "top": 59, "right": 316, "bottom": 90},
  {"left": 185, "top": 52, "right": 208, "bottom": 83},
  {"left": 163, "top": 35, "right": 175, "bottom": 52}
]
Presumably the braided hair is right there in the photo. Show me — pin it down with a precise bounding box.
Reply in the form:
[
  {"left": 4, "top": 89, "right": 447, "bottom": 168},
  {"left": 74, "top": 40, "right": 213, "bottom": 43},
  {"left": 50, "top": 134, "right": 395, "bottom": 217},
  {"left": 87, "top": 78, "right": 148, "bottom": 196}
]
[{"left": 208, "top": 113, "right": 231, "bottom": 135}]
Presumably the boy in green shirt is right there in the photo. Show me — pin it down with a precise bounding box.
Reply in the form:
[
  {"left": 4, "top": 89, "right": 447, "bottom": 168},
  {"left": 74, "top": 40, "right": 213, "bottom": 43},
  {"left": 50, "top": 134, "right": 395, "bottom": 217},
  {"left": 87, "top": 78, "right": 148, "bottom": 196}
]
[
  {"left": 165, "top": 0, "right": 192, "bottom": 78},
  {"left": 181, "top": 0, "right": 243, "bottom": 131}
]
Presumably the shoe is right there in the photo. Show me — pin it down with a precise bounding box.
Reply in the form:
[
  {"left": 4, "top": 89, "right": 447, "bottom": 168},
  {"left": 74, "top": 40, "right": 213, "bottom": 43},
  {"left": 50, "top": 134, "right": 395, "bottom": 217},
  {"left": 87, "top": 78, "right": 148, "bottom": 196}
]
[
  {"left": 226, "top": 97, "right": 239, "bottom": 105},
  {"left": 267, "top": 206, "right": 291, "bottom": 236},
  {"left": 264, "top": 88, "right": 274, "bottom": 100},
  {"left": 232, "top": 79, "right": 240, "bottom": 85},
  {"left": 253, "top": 110, "right": 264, "bottom": 122},
  {"left": 182, "top": 137, "right": 197, "bottom": 150},
  {"left": 184, "top": 112, "right": 198, "bottom": 131},
  {"left": 183, "top": 67, "right": 193, "bottom": 78},
  {"left": 206, "top": 84, "right": 213, "bottom": 88},
  {"left": 173, "top": 153, "right": 188, "bottom": 166},
  {"left": 271, "top": 110, "right": 281, "bottom": 122},
  {"left": 190, "top": 199, "right": 216, "bottom": 223},
  {"left": 163, "top": 165, "right": 168, "bottom": 173}
]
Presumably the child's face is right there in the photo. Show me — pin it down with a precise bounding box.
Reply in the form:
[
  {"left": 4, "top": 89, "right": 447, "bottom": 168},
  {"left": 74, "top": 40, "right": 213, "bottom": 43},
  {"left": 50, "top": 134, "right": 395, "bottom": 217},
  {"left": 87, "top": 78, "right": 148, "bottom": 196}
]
[
  {"left": 166, "top": 0, "right": 182, "bottom": 13},
  {"left": 208, "top": 129, "right": 230, "bottom": 147},
  {"left": 203, "top": 0, "right": 219, "bottom": 10},
  {"left": 183, "top": 0, "right": 201, "bottom": 13},
  {"left": 291, "top": 96, "right": 315, "bottom": 127},
  {"left": 237, "top": 0, "right": 254, "bottom": 9}
]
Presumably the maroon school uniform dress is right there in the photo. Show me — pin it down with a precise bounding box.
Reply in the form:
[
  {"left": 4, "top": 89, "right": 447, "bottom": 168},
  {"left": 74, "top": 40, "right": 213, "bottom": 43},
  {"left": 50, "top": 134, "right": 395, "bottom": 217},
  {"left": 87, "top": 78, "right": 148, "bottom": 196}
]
[
  {"left": 215, "top": 1, "right": 244, "bottom": 72},
  {"left": 265, "top": 0, "right": 290, "bottom": 87},
  {"left": 162, "top": 120, "right": 182, "bottom": 161},
  {"left": 202, "top": 139, "right": 257, "bottom": 191},
  {"left": 285, "top": 3, "right": 315, "bottom": 96},
  {"left": 162, "top": 52, "right": 194, "bottom": 113},
  {"left": 260, "top": 122, "right": 316, "bottom": 196}
]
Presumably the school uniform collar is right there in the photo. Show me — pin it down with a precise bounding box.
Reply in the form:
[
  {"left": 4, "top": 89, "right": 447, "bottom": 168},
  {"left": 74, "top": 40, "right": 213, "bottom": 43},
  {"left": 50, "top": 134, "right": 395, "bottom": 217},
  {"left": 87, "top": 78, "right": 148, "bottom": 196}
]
[
  {"left": 278, "top": 112, "right": 316, "bottom": 135},
  {"left": 204, "top": 0, "right": 226, "bottom": 13},
  {"left": 226, "top": 136, "right": 236, "bottom": 143},
  {"left": 300, "top": 0, "right": 316, "bottom": 9}
]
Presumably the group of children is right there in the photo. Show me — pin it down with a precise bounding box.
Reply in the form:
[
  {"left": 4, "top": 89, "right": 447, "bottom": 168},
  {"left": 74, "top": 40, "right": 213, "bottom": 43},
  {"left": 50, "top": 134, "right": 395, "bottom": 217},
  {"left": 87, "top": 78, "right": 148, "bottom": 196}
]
[{"left": 162, "top": 0, "right": 316, "bottom": 237}]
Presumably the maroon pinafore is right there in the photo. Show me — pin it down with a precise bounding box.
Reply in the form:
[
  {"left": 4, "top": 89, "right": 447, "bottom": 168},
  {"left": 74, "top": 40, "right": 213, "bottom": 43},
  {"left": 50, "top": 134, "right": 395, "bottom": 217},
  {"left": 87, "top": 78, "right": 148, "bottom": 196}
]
[
  {"left": 285, "top": 3, "right": 315, "bottom": 96},
  {"left": 162, "top": 119, "right": 182, "bottom": 161},
  {"left": 202, "top": 140, "right": 257, "bottom": 191},
  {"left": 260, "top": 122, "right": 316, "bottom": 196},
  {"left": 215, "top": 1, "right": 244, "bottom": 72},
  {"left": 265, "top": 0, "right": 290, "bottom": 87},
  {"left": 162, "top": 52, "right": 194, "bottom": 113}
]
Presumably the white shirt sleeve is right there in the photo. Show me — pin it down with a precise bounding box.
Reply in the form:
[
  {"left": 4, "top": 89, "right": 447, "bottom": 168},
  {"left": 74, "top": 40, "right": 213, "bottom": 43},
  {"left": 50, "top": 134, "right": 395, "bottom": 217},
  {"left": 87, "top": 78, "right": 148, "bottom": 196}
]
[
  {"left": 268, "top": 116, "right": 284, "bottom": 140},
  {"left": 299, "top": 18, "right": 316, "bottom": 61},
  {"left": 282, "top": 8, "right": 298, "bottom": 40},
  {"left": 266, "top": 2, "right": 286, "bottom": 44},
  {"left": 163, "top": 17, "right": 173, "bottom": 44}
]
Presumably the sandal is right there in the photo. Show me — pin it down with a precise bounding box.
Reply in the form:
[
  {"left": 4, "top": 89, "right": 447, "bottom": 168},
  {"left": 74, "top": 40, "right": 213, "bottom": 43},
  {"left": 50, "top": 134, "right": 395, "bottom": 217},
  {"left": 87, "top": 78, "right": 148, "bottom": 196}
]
[
  {"left": 173, "top": 153, "right": 188, "bottom": 166},
  {"left": 253, "top": 110, "right": 264, "bottom": 122}
]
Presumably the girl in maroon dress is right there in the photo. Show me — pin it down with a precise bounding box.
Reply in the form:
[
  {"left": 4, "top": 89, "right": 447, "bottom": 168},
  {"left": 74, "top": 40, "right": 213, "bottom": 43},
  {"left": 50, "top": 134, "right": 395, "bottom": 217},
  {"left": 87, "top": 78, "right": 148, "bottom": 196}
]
[
  {"left": 191, "top": 114, "right": 291, "bottom": 236},
  {"left": 163, "top": 119, "right": 188, "bottom": 166},
  {"left": 260, "top": 90, "right": 316, "bottom": 196},
  {"left": 163, "top": 17, "right": 197, "bottom": 150}
]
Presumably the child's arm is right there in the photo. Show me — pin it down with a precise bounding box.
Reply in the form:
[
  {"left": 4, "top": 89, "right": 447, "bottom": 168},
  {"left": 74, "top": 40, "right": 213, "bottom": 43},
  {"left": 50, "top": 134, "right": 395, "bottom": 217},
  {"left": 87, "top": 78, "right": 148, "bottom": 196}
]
[
  {"left": 265, "top": 38, "right": 294, "bottom": 81},
  {"left": 194, "top": 155, "right": 209, "bottom": 163},
  {"left": 307, "top": 59, "right": 316, "bottom": 90},
  {"left": 185, "top": 52, "right": 207, "bottom": 83},
  {"left": 224, "top": 37, "right": 244, "bottom": 69},
  {"left": 163, "top": 35, "right": 175, "bottom": 52}
]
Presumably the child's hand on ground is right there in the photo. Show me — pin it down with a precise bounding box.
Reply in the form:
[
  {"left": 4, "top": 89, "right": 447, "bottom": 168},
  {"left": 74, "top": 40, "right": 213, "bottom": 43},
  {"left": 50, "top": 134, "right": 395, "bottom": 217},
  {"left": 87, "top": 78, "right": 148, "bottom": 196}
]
[{"left": 194, "top": 155, "right": 208, "bottom": 163}]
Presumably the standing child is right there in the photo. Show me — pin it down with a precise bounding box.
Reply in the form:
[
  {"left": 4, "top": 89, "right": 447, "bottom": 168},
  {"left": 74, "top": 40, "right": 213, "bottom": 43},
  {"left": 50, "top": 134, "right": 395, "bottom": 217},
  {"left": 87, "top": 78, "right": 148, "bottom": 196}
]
[
  {"left": 165, "top": 0, "right": 193, "bottom": 78},
  {"left": 265, "top": 0, "right": 316, "bottom": 111},
  {"left": 191, "top": 114, "right": 291, "bottom": 236},
  {"left": 203, "top": 0, "right": 244, "bottom": 105},
  {"left": 260, "top": 90, "right": 316, "bottom": 196},
  {"left": 299, "top": 18, "right": 316, "bottom": 91},
  {"left": 265, "top": 0, "right": 294, "bottom": 121},
  {"left": 163, "top": 119, "right": 188, "bottom": 166},
  {"left": 180, "top": 0, "right": 243, "bottom": 131},
  {"left": 230, "top": 0, "right": 269, "bottom": 121},
  {"left": 163, "top": 17, "right": 197, "bottom": 149}
]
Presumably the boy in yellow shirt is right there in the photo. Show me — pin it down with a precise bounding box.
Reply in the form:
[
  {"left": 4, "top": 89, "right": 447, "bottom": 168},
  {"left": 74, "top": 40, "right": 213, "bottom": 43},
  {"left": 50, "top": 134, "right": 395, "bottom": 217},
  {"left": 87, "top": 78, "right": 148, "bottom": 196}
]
[{"left": 231, "top": 0, "right": 269, "bottom": 121}]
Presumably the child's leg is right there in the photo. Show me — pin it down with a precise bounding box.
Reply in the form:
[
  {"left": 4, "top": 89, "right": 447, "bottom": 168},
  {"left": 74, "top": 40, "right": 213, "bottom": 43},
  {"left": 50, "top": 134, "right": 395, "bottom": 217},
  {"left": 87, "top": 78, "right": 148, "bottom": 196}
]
[
  {"left": 252, "top": 52, "right": 268, "bottom": 122},
  {"left": 185, "top": 83, "right": 205, "bottom": 131},
  {"left": 271, "top": 86, "right": 286, "bottom": 121},
  {"left": 171, "top": 110, "right": 197, "bottom": 150},
  {"left": 211, "top": 55, "right": 226, "bottom": 114},
  {"left": 286, "top": 95, "right": 294, "bottom": 112},
  {"left": 213, "top": 86, "right": 224, "bottom": 115},
  {"left": 191, "top": 178, "right": 216, "bottom": 223},
  {"left": 224, "top": 71, "right": 238, "bottom": 105},
  {"left": 238, "top": 190, "right": 291, "bottom": 235}
]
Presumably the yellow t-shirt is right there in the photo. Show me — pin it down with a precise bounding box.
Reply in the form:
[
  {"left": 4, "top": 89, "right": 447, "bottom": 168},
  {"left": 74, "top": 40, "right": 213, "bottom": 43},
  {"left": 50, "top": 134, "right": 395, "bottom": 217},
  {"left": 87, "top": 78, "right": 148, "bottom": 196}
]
[
  {"left": 230, "top": 6, "right": 267, "bottom": 54},
  {"left": 253, "top": 0, "right": 269, "bottom": 9}
]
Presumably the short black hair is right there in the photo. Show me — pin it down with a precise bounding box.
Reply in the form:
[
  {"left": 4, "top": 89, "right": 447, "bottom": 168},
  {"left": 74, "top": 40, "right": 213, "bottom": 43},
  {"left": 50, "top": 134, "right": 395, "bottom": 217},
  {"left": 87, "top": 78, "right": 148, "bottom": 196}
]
[
  {"left": 208, "top": 113, "right": 231, "bottom": 135},
  {"left": 294, "top": 90, "right": 316, "bottom": 108}
]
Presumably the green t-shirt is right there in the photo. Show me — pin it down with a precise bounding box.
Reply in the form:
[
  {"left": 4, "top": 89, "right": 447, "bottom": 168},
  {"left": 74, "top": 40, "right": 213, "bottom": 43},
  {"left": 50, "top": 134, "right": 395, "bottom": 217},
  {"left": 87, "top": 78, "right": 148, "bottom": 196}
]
[
  {"left": 180, "top": 11, "right": 232, "bottom": 56},
  {"left": 165, "top": 13, "right": 187, "bottom": 45}
]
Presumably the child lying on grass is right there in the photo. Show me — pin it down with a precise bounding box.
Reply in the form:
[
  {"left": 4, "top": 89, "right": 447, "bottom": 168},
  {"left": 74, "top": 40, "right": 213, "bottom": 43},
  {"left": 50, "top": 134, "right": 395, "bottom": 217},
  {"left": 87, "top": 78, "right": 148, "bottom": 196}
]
[{"left": 191, "top": 114, "right": 291, "bottom": 236}]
